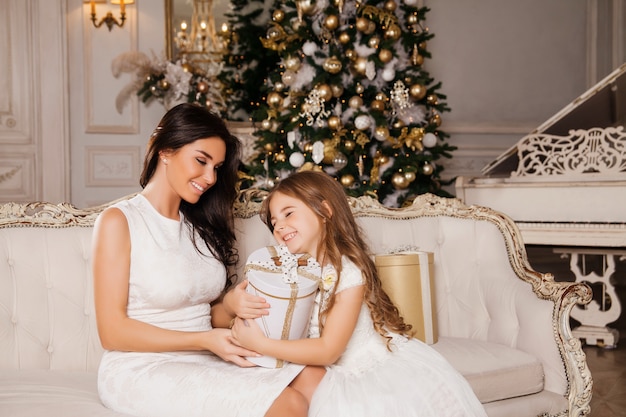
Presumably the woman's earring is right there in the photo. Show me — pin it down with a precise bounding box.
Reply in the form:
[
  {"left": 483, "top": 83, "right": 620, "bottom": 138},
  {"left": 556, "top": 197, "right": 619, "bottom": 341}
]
[{"left": 162, "top": 158, "right": 168, "bottom": 164}]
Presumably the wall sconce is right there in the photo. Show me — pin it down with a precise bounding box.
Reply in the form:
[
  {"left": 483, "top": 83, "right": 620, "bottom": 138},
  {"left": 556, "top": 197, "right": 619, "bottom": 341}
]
[{"left": 86, "top": 0, "right": 135, "bottom": 31}]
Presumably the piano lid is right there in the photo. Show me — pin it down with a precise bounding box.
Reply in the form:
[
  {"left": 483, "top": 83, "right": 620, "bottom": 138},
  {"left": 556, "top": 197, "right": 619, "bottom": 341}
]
[{"left": 481, "top": 63, "right": 626, "bottom": 177}]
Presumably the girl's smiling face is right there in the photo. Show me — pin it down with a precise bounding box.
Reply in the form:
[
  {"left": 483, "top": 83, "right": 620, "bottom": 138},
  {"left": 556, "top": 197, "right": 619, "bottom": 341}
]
[{"left": 268, "top": 191, "right": 325, "bottom": 260}]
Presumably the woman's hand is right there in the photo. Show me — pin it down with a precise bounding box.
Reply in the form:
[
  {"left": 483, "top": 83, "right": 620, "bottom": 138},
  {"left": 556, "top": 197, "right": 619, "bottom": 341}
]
[
  {"left": 206, "top": 328, "right": 261, "bottom": 367},
  {"left": 231, "top": 317, "right": 267, "bottom": 352},
  {"left": 223, "top": 280, "right": 271, "bottom": 319}
]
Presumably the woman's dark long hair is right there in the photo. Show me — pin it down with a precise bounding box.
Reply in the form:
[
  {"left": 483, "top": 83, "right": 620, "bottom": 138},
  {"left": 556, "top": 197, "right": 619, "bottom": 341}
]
[{"left": 140, "top": 103, "right": 241, "bottom": 288}]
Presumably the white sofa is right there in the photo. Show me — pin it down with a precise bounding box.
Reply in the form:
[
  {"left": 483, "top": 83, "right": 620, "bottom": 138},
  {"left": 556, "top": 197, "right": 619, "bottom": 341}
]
[{"left": 0, "top": 191, "right": 593, "bottom": 417}]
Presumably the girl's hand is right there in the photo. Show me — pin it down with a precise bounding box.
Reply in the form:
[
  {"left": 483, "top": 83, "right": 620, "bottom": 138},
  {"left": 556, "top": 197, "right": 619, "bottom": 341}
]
[
  {"left": 206, "top": 328, "right": 260, "bottom": 367},
  {"left": 223, "top": 280, "right": 270, "bottom": 319},
  {"left": 231, "top": 317, "right": 267, "bottom": 351}
]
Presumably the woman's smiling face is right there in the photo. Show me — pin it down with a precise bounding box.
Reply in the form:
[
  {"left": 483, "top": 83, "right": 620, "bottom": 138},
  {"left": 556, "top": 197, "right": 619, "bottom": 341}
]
[
  {"left": 161, "top": 136, "right": 226, "bottom": 204},
  {"left": 268, "top": 191, "right": 324, "bottom": 259}
]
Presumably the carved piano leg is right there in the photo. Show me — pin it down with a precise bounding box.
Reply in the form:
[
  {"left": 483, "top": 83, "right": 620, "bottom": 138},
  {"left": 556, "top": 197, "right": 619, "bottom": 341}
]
[{"left": 555, "top": 248, "right": 624, "bottom": 349}]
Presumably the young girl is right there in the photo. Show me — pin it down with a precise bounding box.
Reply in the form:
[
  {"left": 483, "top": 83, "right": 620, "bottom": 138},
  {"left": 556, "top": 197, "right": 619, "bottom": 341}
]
[
  {"left": 93, "top": 103, "right": 322, "bottom": 417},
  {"left": 231, "top": 170, "right": 487, "bottom": 417}
]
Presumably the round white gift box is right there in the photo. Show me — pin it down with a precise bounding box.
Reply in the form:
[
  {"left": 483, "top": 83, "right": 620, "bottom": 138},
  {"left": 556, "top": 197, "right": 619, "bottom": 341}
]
[{"left": 244, "top": 246, "right": 320, "bottom": 368}]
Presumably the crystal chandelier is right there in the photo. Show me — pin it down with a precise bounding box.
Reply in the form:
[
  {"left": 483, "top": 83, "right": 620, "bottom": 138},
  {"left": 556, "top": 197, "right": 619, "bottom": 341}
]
[{"left": 173, "top": 0, "right": 227, "bottom": 68}]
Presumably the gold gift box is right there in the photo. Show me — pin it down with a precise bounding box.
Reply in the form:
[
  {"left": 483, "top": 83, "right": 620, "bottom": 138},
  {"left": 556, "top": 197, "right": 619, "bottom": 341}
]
[{"left": 375, "top": 252, "right": 438, "bottom": 344}]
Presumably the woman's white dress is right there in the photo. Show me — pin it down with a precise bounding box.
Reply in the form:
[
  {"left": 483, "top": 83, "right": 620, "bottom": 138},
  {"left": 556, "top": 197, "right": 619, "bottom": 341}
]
[
  {"left": 308, "top": 258, "right": 487, "bottom": 417},
  {"left": 97, "top": 195, "right": 303, "bottom": 417}
]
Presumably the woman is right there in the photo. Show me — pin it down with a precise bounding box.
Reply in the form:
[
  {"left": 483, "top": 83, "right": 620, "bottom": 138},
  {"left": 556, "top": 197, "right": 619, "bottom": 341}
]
[{"left": 92, "top": 104, "right": 323, "bottom": 417}]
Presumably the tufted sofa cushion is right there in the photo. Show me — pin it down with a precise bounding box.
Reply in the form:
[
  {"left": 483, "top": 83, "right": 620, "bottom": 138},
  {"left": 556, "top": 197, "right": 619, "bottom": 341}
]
[
  {"left": 0, "top": 227, "right": 103, "bottom": 372},
  {"left": 0, "top": 369, "right": 125, "bottom": 417},
  {"left": 432, "top": 337, "right": 544, "bottom": 403}
]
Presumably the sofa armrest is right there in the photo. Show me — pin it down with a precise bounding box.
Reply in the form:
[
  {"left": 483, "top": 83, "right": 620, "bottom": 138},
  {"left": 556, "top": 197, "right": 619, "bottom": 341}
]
[{"left": 347, "top": 193, "right": 593, "bottom": 416}]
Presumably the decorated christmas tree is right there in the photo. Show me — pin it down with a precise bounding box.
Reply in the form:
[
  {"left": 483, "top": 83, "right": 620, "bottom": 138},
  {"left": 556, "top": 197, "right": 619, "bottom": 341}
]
[
  {"left": 242, "top": 0, "right": 454, "bottom": 207},
  {"left": 219, "top": 0, "right": 281, "bottom": 121}
]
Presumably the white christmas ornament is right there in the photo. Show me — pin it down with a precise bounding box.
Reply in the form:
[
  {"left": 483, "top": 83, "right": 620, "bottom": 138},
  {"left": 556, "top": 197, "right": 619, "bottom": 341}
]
[
  {"left": 289, "top": 152, "right": 305, "bottom": 168},
  {"left": 287, "top": 131, "right": 297, "bottom": 148},
  {"left": 354, "top": 115, "right": 372, "bottom": 130},
  {"left": 312, "top": 141, "right": 325, "bottom": 164},
  {"left": 302, "top": 41, "right": 318, "bottom": 56},
  {"left": 423, "top": 132, "right": 438, "bottom": 148},
  {"left": 382, "top": 68, "right": 396, "bottom": 82}
]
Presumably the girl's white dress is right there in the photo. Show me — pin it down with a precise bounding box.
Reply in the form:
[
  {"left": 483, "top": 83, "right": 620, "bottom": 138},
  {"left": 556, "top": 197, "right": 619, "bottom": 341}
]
[
  {"left": 97, "top": 195, "right": 303, "bottom": 417},
  {"left": 308, "top": 257, "right": 487, "bottom": 417}
]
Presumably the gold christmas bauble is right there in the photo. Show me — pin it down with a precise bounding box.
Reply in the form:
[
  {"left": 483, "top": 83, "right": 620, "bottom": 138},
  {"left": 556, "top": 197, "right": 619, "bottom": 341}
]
[
  {"left": 159, "top": 79, "right": 170, "bottom": 90},
  {"left": 303, "top": 142, "right": 313, "bottom": 152},
  {"left": 285, "top": 56, "right": 301, "bottom": 72},
  {"left": 384, "top": 0, "right": 397, "bottom": 11},
  {"left": 374, "top": 126, "right": 389, "bottom": 140},
  {"left": 391, "top": 172, "right": 409, "bottom": 189},
  {"left": 378, "top": 49, "right": 393, "bottom": 63},
  {"left": 368, "top": 36, "right": 380, "bottom": 49},
  {"left": 196, "top": 81, "right": 209, "bottom": 94},
  {"left": 421, "top": 163, "right": 434, "bottom": 175},
  {"left": 264, "top": 142, "right": 275, "bottom": 152},
  {"left": 274, "top": 81, "right": 285, "bottom": 92},
  {"left": 407, "top": 14, "right": 418, "bottom": 25},
  {"left": 275, "top": 151, "right": 287, "bottom": 162},
  {"left": 181, "top": 63, "right": 193, "bottom": 72},
  {"left": 404, "top": 171, "right": 416, "bottom": 183},
  {"left": 282, "top": 70, "right": 296, "bottom": 86},
  {"left": 355, "top": 83, "right": 365, "bottom": 94},
  {"left": 345, "top": 49, "right": 356, "bottom": 60},
  {"left": 266, "top": 26, "right": 281, "bottom": 40},
  {"left": 366, "top": 21, "right": 376, "bottom": 35},
  {"left": 393, "top": 120, "right": 405, "bottom": 129},
  {"left": 323, "top": 57, "right": 342, "bottom": 74},
  {"left": 316, "top": 84, "right": 333, "bottom": 102},
  {"left": 324, "top": 15, "right": 339, "bottom": 30},
  {"left": 353, "top": 57, "right": 368, "bottom": 75},
  {"left": 266, "top": 91, "right": 283, "bottom": 108},
  {"left": 385, "top": 24, "right": 401, "bottom": 40},
  {"left": 371, "top": 100, "right": 385, "bottom": 112},
  {"left": 413, "top": 54, "right": 424, "bottom": 66},
  {"left": 348, "top": 96, "right": 363, "bottom": 109},
  {"left": 409, "top": 84, "right": 427, "bottom": 100},
  {"left": 426, "top": 94, "right": 438, "bottom": 105},
  {"left": 299, "top": 0, "right": 317, "bottom": 16},
  {"left": 378, "top": 154, "right": 389, "bottom": 165},
  {"left": 375, "top": 92, "right": 388, "bottom": 102},
  {"left": 431, "top": 113, "right": 442, "bottom": 127},
  {"left": 339, "top": 32, "right": 351, "bottom": 44},
  {"left": 419, "top": 42, "right": 427, "bottom": 49},
  {"left": 344, "top": 140, "right": 356, "bottom": 151},
  {"left": 340, "top": 174, "right": 355, "bottom": 187},
  {"left": 328, "top": 116, "right": 341, "bottom": 130},
  {"left": 261, "top": 119, "right": 272, "bottom": 130},
  {"left": 272, "top": 9, "right": 285, "bottom": 22},
  {"left": 356, "top": 17, "right": 369, "bottom": 32},
  {"left": 331, "top": 84, "right": 344, "bottom": 97}
]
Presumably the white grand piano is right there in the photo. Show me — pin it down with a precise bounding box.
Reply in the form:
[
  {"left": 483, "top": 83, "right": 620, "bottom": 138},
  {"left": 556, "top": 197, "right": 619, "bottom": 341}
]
[{"left": 456, "top": 63, "right": 626, "bottom": 348}]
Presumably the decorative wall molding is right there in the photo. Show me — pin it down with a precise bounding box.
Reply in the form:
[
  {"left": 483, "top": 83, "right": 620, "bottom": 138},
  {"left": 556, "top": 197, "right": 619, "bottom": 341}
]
[
  {"left": 0, "top": 154, "right": 35, "bottom": 200},
  {"left": 0, "top": 1, "right": 32, "bottom": 143},
  {"left": 586, "top": 0, "right": 625, "bottom": 86},
  {"left": 85, "top": 146, "right": 141, "bottom": 187},
  {"left": 83, "top": 4, "right": 139, "bottom": 134}
]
